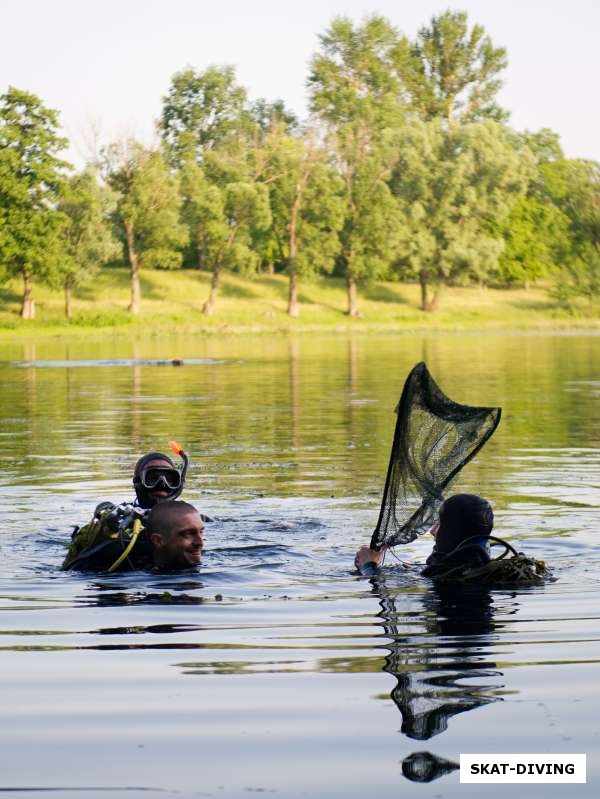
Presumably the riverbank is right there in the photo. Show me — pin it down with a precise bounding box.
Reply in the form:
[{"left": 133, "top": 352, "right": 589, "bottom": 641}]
[{"left": 1, "top": 268, "right": 598, "bottom": 339}]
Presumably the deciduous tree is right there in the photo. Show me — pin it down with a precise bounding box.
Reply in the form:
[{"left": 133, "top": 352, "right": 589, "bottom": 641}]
[
  {"left": 495, "top": 131, "right": 572, "bottom": 286},
  {"left": 309, "top": 16, "right": 407, "bottom": 315},
  {"left": 57, "top": 169, "right": 120, "bottom": 317},
  {"left": 391, "top": 119, "right": 528, "bottom": 309},
  {"left": 180, "top": 158, "right": 271, "bottom": 314},
  {"left": 404, "top": 10, "right": 508, "bottom": 123},
  {"left": 161, "top": 66, "right": 249, "bottom": 166},
  {"left": 0, "top": 87, "right": 70, "bottom": 319},
  {"left": 103, "top": 141, "right": 187, "bottom": 314},
  {"left": 263, "top": 125, "right": 344, "bottom": 316}
]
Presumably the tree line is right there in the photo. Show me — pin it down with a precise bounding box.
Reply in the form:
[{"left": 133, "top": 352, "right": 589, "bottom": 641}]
[{"left": 1, "top": 10, "right": 599, "bottom": 321}]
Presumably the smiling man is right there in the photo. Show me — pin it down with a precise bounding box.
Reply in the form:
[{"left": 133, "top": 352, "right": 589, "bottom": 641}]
[{"left": 146, "top": 500, "right": 205, "bottom": 570}]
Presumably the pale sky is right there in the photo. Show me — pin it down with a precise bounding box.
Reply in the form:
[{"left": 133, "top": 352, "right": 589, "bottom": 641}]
[{"left": 1, "top": 0, "right": 598, "bottom": 166}]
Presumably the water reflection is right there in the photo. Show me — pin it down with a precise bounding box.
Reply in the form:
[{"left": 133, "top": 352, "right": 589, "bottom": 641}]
[
  {"left": 401, "top": 751, "right": 459, "bottom": 783},
  {"left": 372, "top": 574, "right": 511, "bottom": 740}
]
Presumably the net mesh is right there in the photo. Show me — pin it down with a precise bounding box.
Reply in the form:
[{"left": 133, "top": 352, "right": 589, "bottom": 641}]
[{"left": 370, "top": 362, "right": 501, "bottom": 549}]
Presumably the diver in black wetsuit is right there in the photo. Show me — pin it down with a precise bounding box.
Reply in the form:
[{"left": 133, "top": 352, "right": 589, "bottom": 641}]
[
  {"left": 355, "top": 494, "right": 494, "bottom": 576},
  {"left": 355, "top": 493, "right": 548, "bottom": 585}
]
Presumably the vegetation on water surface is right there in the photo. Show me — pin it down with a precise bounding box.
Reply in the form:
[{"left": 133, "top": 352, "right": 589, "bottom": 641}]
[{"left": 1, "top": 10, "right": 599, "bottom": 327}]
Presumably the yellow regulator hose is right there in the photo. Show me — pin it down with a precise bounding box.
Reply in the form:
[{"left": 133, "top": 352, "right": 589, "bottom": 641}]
[{"left": 107, "top": 518, "right": 142, "bottom": 573}]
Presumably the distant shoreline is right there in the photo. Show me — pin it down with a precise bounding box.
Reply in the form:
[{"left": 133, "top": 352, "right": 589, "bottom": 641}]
[{"left": 1, "top": 269, "right": 598, "bottom": 341}]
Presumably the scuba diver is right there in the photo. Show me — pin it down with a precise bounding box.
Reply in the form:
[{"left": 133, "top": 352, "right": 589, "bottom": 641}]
[
  {"left": 358, "top": 362, "right": 549, "bottom": 586},
  {"left": 62, "top": 442, "right": 197, "bottom": 572},
  {"left": 355, "top": 493, "right": 548, "bottom": 584}
]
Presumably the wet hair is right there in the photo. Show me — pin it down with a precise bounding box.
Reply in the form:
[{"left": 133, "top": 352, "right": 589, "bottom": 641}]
[
  {"left": 146, "top": 500, "right": 199, "bottom": 540},
  {"left": 435, "top": 493, "right": 493, "bottom": 554}
]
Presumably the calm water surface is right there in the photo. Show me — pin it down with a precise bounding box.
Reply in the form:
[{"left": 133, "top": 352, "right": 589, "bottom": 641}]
[{"left": 0, "top": 333, "right": 599, "bottom": 798}]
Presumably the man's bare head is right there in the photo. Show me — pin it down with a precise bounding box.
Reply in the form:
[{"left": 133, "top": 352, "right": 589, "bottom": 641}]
[{"left": 146, "top": 500, "right": 204, "bottom": 570}]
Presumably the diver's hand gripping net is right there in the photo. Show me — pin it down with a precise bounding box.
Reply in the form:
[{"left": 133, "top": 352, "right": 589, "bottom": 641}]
[{"left": 370, "top": 362, "right": 501, "bottom": 550}]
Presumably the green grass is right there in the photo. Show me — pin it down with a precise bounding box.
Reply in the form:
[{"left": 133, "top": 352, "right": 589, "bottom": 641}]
[{"left": 0, "top": 267, "right": 598, "bottom": 340}]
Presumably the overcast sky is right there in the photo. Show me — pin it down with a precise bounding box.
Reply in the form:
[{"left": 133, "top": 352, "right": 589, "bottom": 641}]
[{"left": 1, "top": 0, "right": 598, "bottom": 166}]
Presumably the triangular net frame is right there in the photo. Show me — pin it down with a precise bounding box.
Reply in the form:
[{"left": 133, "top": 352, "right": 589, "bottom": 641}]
[{"left": 370, "top": 362, "right": 501, "bottom": 549}]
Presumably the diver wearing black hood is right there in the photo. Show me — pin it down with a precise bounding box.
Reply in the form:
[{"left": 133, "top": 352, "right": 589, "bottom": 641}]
[
  {"left": 62, "top": 443, "right": 192, "bottom": 571},
  {"left": 355, "top": 493, "right": 548, "bottom": 585},
  {"left": 133, "top": 450, "right": 186, "bottom": 509},
  {"left": 421, "top": 494, "right": 493, "bottom": 578}
]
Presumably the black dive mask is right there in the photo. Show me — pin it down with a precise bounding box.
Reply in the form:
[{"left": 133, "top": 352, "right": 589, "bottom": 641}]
[
  {"left": 133, "top": 445, "right": 189, "bottom": 509},
  {"left": 140, "top": 467, "right": 182, "bottom": 491}
]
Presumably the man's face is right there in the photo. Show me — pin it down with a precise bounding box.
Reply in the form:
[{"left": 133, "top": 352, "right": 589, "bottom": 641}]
[{"left": 152, "top": 511, "right": 205, "bottom": 569}]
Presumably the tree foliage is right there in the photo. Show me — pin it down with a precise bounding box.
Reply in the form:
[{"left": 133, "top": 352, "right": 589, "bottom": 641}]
[
  {"left": 103, "top": 141, "right": 187, "bottom": 314},
  {"left": 249, "top": 99, "right": 299, "bottom": 135},
  {"left": 262, "top": 125, "right": 344, "bottom": 315},
  {"left": 309, "top": 16, "right": 408, "bottom": 315},
  {"left": 495, "top": 131, "right": 572, "bottom": 285},
  {"left": 180, "top": 157, "right": 271, "bottom": 314},
  {"left": 391, "top": 119, "right": 529, "bottom": 309},
  {"left": 57, "top": 169, "right": 120, "bottom": 317},
  {"left": 309, "top": 15, "right": 408, "bottom": 129},
  {"left": 404, "top": 10, "right": 508, "bottom": 123},
  {"left": 0, "top": 87, "right": 70, "bottom": 318},
  {"left": 161, "top": 66, "right": 249, "bottom": 166},
  {"left": 551, "top": 159, "right": 600, "bottom": 305}
]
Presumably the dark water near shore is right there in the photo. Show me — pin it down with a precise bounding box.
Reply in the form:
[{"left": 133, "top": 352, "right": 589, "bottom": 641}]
[{"left": 0, "top": 333, "right": 599, "bottom": 798}]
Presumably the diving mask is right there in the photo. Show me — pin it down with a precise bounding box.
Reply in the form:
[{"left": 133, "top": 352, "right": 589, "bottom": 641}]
[{"left": 140, "top": 466, "right": 182, "bottom": 491}]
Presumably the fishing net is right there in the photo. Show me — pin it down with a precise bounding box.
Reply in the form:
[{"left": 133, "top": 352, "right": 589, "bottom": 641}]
[{"left": 370, "top": 362, "right": 501, "bottom": 550}]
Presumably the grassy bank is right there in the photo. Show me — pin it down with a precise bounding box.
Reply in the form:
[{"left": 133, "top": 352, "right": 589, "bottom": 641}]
[{"left": 0, "top": 268, "right": 598, "bottom": 339}]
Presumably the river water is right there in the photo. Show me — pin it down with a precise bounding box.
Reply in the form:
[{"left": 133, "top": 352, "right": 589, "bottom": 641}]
[{"left": 0, "top": 332, "right": 599, "bottom": 798}]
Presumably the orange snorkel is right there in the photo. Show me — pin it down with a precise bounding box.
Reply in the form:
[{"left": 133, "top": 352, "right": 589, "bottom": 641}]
[{"left": 169, "top": 440, "right": 189, "bottom": 488}]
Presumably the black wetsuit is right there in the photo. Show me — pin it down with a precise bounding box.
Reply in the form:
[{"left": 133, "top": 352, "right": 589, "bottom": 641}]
[
  {"left": 65, "top": 534, "right": 154, "bottom": 572},
  {"left": 421, "top": 542, "right": 490, "bottom": 578}
]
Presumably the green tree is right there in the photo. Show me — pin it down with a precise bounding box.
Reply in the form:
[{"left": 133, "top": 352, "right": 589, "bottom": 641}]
[
  {"left": 405, "top": 10, "right": 508, "bottom": 123},
  {"left": 249, "top": 99, "right": 298, "bottom": 135},
  {"left": 566, "top": 159, "right": 600, "bottom": 254},
  {"left": 103, "top": 141, "right": 187, "bottom": 314},
  {"left": 57, "top": 169, "right": 120, "bottom": 317},
  {"left": 309, "top": 15, "right": 407, "bottom": 315},
  {"left": 0, "top": 87, "right": 70, "bottom": 319},
  {"left": 180, "top": 158, "right": 271, "bottom": 314},
  {"left": 496, "top": 194, "right": 571, "bottom": 285},
  {"left": 160, "top": 65, "right": 249, "bottom": 166},
  {"left": 391, "top": 119, "right": 528, "bottom": 309},
  {"left": 309, "top": 16, "right": 408, "bottom": 129},
  {"left": 262, "top": 125, "right": 344, "bottom": 316},
  {"left": 552, "top": 159, "right": 600, "bottom": 305},
  {"left": 495, "top": 130, "right": 572, "bottom": 286}
]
